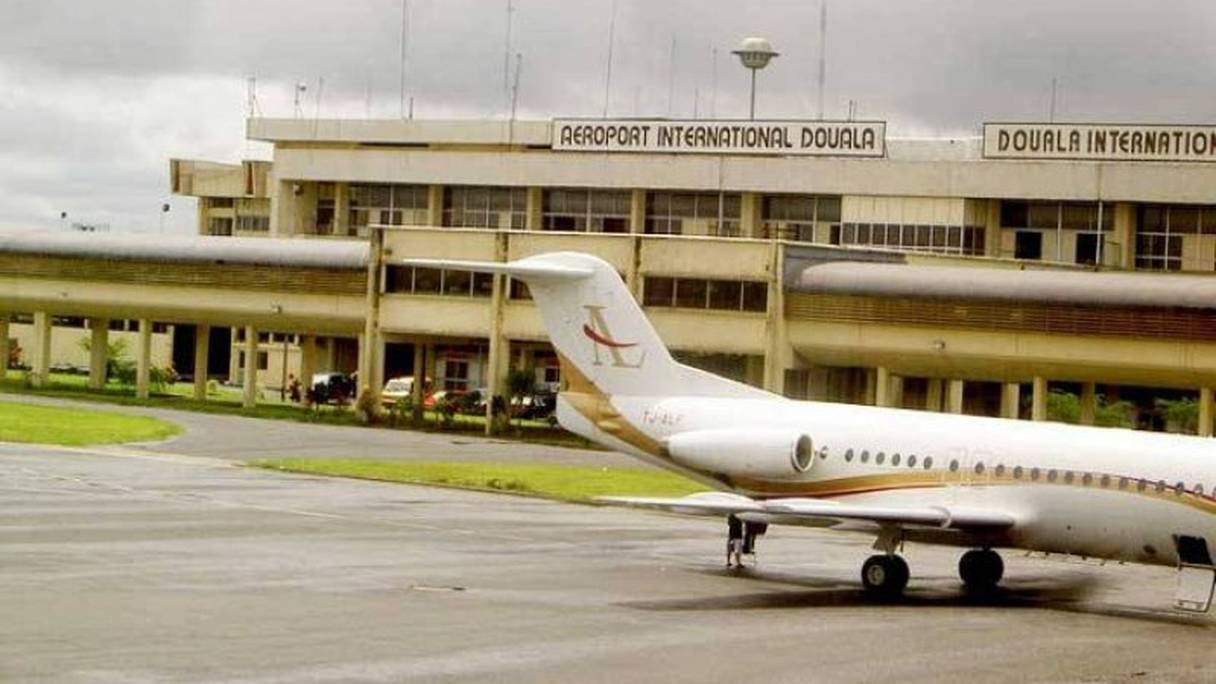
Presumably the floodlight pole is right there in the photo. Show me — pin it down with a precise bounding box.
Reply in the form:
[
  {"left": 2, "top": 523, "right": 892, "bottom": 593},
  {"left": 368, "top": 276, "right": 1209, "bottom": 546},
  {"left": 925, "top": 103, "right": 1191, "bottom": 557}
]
[{"left": 749, "top": 68, "right": 757, "bottom": 120}]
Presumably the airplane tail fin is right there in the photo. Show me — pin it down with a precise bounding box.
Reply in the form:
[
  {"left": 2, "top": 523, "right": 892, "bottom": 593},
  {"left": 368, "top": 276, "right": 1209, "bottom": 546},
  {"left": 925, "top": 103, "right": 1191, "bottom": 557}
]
[{"left": 402, "top": 252, "right": 770, "bottom": 399}]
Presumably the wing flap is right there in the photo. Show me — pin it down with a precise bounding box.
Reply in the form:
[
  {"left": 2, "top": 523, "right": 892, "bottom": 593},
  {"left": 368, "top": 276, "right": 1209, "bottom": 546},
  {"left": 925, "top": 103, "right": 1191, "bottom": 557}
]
[{"left": 599, "top": 494, "right": 1015, "bottom": 530}]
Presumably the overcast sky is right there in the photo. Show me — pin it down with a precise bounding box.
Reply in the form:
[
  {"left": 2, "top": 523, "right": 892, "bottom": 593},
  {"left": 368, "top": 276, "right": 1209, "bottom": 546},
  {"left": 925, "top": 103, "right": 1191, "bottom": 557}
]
[{"left": 2, "top": 0, "right": 1215, "bottom": 235}]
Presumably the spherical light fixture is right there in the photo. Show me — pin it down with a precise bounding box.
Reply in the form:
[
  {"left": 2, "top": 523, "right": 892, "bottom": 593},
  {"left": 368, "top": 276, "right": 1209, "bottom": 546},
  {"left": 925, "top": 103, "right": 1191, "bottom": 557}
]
[{"left": 732, "top": 37, "right": 780, "bottom": 120}]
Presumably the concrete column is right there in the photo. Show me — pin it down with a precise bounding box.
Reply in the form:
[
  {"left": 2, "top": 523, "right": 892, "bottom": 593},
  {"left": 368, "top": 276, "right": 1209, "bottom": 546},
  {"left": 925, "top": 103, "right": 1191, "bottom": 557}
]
[
  {"left": 984, "top": 199, "right": 1002, "bottom": 258},
  {"left": 875, "top": 367, "right": 892, "bottom": 407},
  {"left": 947, "top": 379, "right": 965, "bottom": 414},
  {"left": 1200, "top": 387, "right": 1214, "bottom": 438},
  {"left": 31, "top": 311, "right": 51, "bottom": 388},
  {"left": 485, "top": 233, "right": 509, "bottom": 434},
  {"left": 1080, "top": 382, "right": 1097, "bottom": 426},
  {"left": 762, "top": 241, "right": 790, "bottom": 394},
  {"left": 629, "top": 189, "right": 646, "bottom": 233},
  {"left": 1031, "top": 376, "right": 1048, "bottom": 421},
  {"left": 525, "top": 186, "right": 543, "bottom": 231},
  {"left": 242, "top": 325, "right": 258, "bottom": 408},
  {"left": 0, "top": 316, "right": 8, "bottom": 382},
  {"left": 136, "top": 319, "right": 152, "bottom": 399},
  {"left": 740, "top": 192, "right": 763, "bottom": 238},
  {"left": 1114, "top": 202, "right": 1135, "bottom": 270},
  {"left": 334, "top": 182, "right": 350, "bottom": 236},
  {"left": 298, "top": 334, "right": 317, "bottom": 403},
  {"left": 889, "top": 375, "right": 905, "bottom": 409},
  {"left": 427, "top": 184, "right": 444, "bottom": 226},
  {"left": 1001, "top": 382, "right": 1021, "bottom": 419},
  {"left": 88, "top": 319, "right": 109, "bottom": 390},
  {"left": 193, "top": 324, "right": 211, "bottom": 401},
  {"left": 925, "top": 378, "right": 944, "bottom": 412},
  {"left": 411, "top": 341, "right": 426, "bottom": 424},
  {"left": 864, "top": 369, "right": 877, "bottom": 405},
  {"left": 360, "top": 227, "right": 385, "bottom": 410}
]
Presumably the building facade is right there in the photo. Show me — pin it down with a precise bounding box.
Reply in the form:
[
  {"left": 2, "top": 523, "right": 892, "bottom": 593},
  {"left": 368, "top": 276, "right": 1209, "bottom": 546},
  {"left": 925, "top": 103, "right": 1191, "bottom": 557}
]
[{"left": 155, "top": 117, "right": 1216, "bottom": 431}]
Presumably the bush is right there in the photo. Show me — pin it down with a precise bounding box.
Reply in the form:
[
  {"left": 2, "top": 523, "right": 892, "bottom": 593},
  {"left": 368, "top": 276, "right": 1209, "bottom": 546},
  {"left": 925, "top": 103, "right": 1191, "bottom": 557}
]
[
  {"left": 354, "top": 389, "right": 380, "bottom": 425},
  {"left": 1157, "top": 397, "right": 1198, "bottom": 434},
  {"left": 434, "top": 395, "right": 458, "bottom": 430},
  {"left": 1046, "top": 390, "right": 1133, "bottom": 428}
]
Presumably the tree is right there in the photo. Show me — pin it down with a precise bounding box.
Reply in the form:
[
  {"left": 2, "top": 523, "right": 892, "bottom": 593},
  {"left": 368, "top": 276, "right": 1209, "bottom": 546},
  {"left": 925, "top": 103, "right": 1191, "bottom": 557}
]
[
  {"left": 78, "top": 336, "right": 132, "bottom": 386},
  {"left": 505, "top": 367, "right": 536, "bottom": 429}
]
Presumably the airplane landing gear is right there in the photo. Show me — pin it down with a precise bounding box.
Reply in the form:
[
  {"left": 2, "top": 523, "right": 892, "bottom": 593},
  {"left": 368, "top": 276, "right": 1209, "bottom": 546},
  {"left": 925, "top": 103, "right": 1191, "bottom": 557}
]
[
  {"left": 861, "top": 554, "right": 910, "bottom": 598},
  {"left": 726, "top": 515, "right": 767, "bottom": 568},
  {"left": 959, "top": 548, "right": 1004, "bottom": 591}
]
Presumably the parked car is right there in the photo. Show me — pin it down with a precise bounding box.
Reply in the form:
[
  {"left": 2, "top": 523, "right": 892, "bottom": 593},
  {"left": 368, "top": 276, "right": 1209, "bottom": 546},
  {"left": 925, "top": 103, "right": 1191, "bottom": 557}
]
[
  {"left": 512, "top": 390, "right": 557, "bottom": 422},
  {"left": 310, "top": 372, "right": 355, "bottom": 405},
  {"left": 381, "top": 376, "right": 415, "bottom": 407}
]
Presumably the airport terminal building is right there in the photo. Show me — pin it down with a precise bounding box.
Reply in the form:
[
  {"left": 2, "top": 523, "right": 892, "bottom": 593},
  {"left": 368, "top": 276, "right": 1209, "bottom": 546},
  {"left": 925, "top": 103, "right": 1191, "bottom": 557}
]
[{"left": 9, "top": 117, "right": 1216, "bottom": 433}]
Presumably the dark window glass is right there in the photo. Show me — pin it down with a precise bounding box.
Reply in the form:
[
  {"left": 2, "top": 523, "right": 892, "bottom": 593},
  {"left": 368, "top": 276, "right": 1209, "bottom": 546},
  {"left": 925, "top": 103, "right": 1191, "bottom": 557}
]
[
  {"left": 708, "top": 280, "right": 742, "bottom": 310},
  {"left": 643, "top": 277, "right": 675, "bottom": 307},
  {"left": 675, "top": 279, "right": 708, "bottom": 308},
  {"left": 385, "top": 265, "right": 412, "bottom": 293},
  {"left": 443, "top": 270, "right": 472, "bottom": 296},
  {"left": 1000, "top": 201, "right": 1028, "bottom": 228},
  {"left": 257, "top": 351, "right": 269, "bottom": 371},
  {"left": 413, "top": 267, "right": 442, "bottom": 294},
  {"left": 742, "top": 282, "right": 768, "bottom": 312},
  {"left": 472, "top": 272, "right": 494, "bottom": 298},
  {"left": 509, "top": 278, "right": 531, "bottom": 300}
]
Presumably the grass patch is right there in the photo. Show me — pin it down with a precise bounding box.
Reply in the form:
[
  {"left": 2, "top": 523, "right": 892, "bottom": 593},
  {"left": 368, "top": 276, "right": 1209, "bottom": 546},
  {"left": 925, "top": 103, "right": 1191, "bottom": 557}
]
[
  {"left": 250, "top": 459, "right": 708, "bottom": 503},
  {"left": 0, "top": 399, "right": 181, "bottom": 446},
  {"left": 0, "top": 371, "right": 595, "bottom": 450}
]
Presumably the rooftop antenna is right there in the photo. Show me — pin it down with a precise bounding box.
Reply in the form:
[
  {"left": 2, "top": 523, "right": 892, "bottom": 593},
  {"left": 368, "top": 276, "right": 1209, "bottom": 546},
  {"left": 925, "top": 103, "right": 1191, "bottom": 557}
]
[
  {"left": 601, "top": 0, "right": 618, "bottom": 118},
  {"left": 409, "top": 96, "right": 415, "bottom": 120},
  {"left": 293, "top": 81, "right": 308, "bottom": 118},
  {"left": 710, "top": 46, "right": 719, "bottom": 118},
  {"left": 508, "top": 52, "right": 523, "bottom": 143},
  {"left": 817, "top": 1, "right": 827, "bottom": 120},
  {"left": 1049, "top": 77, "right": 1059, "bottom": 122},
  {"left": 504, "top": 0, "right": 515, "bottom": 117},
  {"left": 693, "top": 87, "right": 700, "bottom": 119},
  {"left": 667, "top": 34, "right": 677, "bottom": 118},
  {"left": 847, "top": 99, "right": 857, "bottom": 121},
  {"left": 314, "top": 77, "right": 325, "bottom": 120},
  {"left": 364, "top": 64, "right": 373, "bottom": 118},
  {"left": 399, "top": 0, "right": 410, "bottom": 119},
  {"left": 245, "top": 76, "right": 260, "bottom": 118}
]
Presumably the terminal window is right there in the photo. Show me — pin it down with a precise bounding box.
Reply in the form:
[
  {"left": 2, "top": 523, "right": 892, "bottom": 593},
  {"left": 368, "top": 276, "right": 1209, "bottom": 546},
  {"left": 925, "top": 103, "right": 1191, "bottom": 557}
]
[
  {"left": 542, "top": 189, "right": 630, "bottom": 233},
  {"left": 837, "top": 223, "right": 983, "bottom": 256},
  {"left": 643, "top": 276, "right": 767, "bottom": 312},
  {"left": 645, "top": 192, "right": 740, "bottom": 237},
  {"left": 385, "top": 266, "right": 494, "bottom": 298},
  {"left": 1135, "top": 204, "right": 1216, "bottom": 271},
  {"left": 443, "top": 186, "right": 527, "bottom": 230},
  {"left": 761, "top": 195, "right": 841, "bottom": 242}
]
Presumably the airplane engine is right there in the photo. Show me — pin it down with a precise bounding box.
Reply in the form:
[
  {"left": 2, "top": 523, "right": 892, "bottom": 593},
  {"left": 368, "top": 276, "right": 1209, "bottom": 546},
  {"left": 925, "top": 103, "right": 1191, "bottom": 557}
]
[{"left": 665, "top": 429, "right": 814, "bottom": 480}]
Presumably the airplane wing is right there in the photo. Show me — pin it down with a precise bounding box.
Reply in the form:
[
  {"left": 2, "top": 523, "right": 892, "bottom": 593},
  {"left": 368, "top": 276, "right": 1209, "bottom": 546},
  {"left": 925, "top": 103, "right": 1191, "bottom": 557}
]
[{"left": 598, "top": 493, "right": 1015, "bottom": 531}]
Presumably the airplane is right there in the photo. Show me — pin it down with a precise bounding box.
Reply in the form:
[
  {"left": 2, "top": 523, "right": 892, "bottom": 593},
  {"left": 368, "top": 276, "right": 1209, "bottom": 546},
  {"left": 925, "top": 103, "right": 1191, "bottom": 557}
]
[{"left": 404, "top": 251, "right": 1216, "bottom": 612}]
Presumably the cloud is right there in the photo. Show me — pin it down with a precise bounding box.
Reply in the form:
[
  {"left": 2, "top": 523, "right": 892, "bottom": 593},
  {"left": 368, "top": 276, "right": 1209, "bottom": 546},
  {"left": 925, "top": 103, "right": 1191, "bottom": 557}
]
[{"left": 2, "top": 0, "right": 1216, "bottom": 234}]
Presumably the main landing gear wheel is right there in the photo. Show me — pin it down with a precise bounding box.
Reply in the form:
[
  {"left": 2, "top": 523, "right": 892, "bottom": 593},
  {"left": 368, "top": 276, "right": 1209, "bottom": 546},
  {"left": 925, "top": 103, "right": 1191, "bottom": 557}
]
[
  {"left": 958, "top": 549, "right": 1004, "bottom": 592},
  {"left": 726, "top": 515, "right": 767, "bottom": 568},
  {"left": 861, "top": 555, "right": 909, "bottom": 598}
]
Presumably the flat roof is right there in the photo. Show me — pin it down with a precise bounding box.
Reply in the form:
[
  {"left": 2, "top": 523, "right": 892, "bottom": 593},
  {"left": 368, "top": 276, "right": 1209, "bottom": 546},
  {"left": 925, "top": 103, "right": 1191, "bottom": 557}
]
[
  {"left": 791, "top": 260, "right": 1216, "bottom": 310},
  {"left": 0, "top": 231, "right": 368, "bottom": 269}
]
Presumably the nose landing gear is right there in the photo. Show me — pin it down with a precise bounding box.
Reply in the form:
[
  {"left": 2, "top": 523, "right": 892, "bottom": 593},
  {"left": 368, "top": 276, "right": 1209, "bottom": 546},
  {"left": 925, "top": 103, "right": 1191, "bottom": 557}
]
[{"left": 861, "top": 554, "right": 910, "bottom": 597}]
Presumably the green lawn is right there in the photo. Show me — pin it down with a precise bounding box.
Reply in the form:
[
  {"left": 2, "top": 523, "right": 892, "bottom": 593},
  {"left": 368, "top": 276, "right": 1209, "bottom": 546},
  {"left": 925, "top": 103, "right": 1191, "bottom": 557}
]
[
  {"left": 0, "top": 400, "right": 181, "bottom": 446},
  {"left": 250, "top": 459, "right": 707, "bottom": 503},
  {"left": 0, "top": 370, "right": 591, "bottom": 449}
]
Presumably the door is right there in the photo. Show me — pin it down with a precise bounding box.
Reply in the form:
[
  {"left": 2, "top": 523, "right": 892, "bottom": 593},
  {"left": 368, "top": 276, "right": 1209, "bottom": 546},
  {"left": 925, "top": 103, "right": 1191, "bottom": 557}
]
[{"left": 1014, "top": 231, "right": 1043, "bottom": 260}]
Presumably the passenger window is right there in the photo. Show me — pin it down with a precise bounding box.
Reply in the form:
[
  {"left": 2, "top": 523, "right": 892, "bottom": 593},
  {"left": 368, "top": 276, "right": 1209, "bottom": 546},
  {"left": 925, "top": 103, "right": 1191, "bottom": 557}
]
[
  {"left": 974, "top": 462, "right": 985, "bottom": 475},
  {"left": 1063, "top": 471, "right": 1075, "bottom": 484},
  {"left": 819, "top": 447, "right": 829, "bottom": 460},
  {"left": 875, "top": 452, "right": 885, "bottom": 465},
  {"left": 1082, "top": 473, "right": 1093, "bottom": 486},
  {"left": 1155, "top": 481, "right": 1166, "bottom": 493},
  {"left": 891, "top": 453, "right": 901, "bottom": 467},
  {"left": 1100, "top": 475, "right": 1111, "bottom": 488},
  {"left": 907, "top": 455, "right": 917, "bottom": 468},
  {"left": 923, "top": 457, "right": 933, "bottom": 470},
  {"left": 860, "top": 450, "right": 870, "bottom": 463},
  {"left": 1047, "top": 470, "right": 1058, "bottom": 483},
  {"left": 1031, "top": 467, "right": 1041, "bottom": 481},
  {"left": 995, "top": 464, "right": 1006, "bottom": 477},
  {"left": 949, "top": 459, "right": 959, "bottom": 472},
  {"left": 1175, "top": 482, "right": 1186, "bottom": 495},
  {"left": 1137, "top": 479, "right": 1148, "bottom": 492},
  {"left": 1013, "top": 466, "right": 1024, "bottom": 479},
  {"left": 844, "top": 448, "right": 854, "bottom": 462},
  {"left": 1197, "top": 484, "right": 1205, "bottom": 496}
]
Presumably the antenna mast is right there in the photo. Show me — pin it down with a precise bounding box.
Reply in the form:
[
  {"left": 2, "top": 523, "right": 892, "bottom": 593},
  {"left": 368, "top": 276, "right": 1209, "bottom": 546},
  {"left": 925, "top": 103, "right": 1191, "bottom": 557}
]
[
  {"left": 399, "top": 0, "right": 410, "bottom": 119},
  {"left": 602, "top": 0, "right": 617, "bottom": 118},
  {"left": 504, "top": 0, "right": 514, "bottom": 116},
  {"left": 817, "top": 1, "right": 827, "bottom": 120}
]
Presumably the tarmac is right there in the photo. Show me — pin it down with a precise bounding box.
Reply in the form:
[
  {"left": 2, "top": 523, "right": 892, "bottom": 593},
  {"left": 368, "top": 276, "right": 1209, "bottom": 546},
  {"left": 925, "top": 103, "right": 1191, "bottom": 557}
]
[{"left": 2, "top": 396, "right": 1215, "bottom": 682}]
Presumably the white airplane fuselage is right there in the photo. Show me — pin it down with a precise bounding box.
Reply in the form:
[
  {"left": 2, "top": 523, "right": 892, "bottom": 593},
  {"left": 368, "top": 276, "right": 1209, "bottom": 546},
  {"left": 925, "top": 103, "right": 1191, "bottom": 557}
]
[{"left": 562, "top": 394, "right": 1216, "bottom": 568}]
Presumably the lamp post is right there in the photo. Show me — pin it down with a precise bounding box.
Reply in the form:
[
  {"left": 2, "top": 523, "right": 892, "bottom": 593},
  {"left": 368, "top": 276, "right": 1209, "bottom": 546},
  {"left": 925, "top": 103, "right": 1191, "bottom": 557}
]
[{"left": 732, "top": 37, "right": 779, "bottom": 120}]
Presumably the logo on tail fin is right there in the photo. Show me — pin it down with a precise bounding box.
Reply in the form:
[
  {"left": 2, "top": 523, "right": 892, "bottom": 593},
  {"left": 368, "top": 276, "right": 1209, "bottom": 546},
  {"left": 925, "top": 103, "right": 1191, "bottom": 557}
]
[{"left": 582, "top": 305, "right": 644, "bottom": 368}]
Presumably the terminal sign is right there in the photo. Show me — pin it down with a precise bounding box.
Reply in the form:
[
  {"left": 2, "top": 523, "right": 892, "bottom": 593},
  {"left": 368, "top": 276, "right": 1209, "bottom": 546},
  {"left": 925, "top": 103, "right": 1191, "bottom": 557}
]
[
  {"left": 984, "top": 123, "right": 1216, "bottom": 162},
  {"left": 553, "top": 119, "right": 886, "bottom": 157}
]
